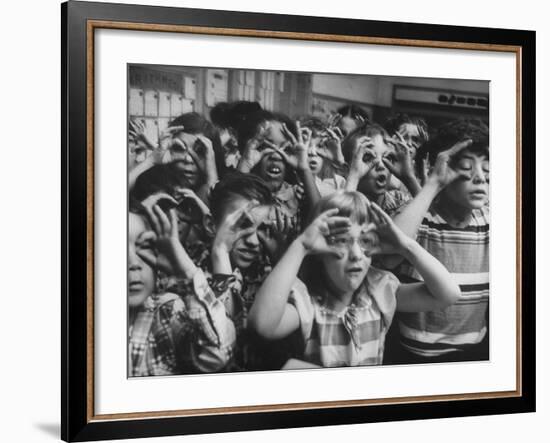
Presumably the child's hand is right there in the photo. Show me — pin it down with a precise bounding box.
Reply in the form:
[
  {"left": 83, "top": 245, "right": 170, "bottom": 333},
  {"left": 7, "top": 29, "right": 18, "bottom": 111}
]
[
  {"left": 298, "top": 208, "right": 351, "bottom": 257},
  {"left": 139, "top": 204, "right": 190, "bottom": 277},
  {"left": 188, "top": 135, "right": 219, "bottom": 183},
  {"left": 349, "top": 137, "right": 375, "bottom": 179},
  {"left": 368, "top": 203, "right": 413, "bottom": 256},
  {"left": 212, "top": 204, "right": 258, "bottom": 254},
  {"left": 173, "top": 188, "right": 211, "bottom": 217},
  {"left": 257, "top": 206, "right": 295, "bottom": 262},
  {"left": 429, "top": 139, "right": 473, "bottom": 188},
  {"left": 383, "top": 133, "right": 416, "bottom": 182},
  {"left": 158, "top": 125, "right": 185, "bottom": 150},
  {"left": 239, "top": 124, "right": 276, "bottom": 172},
  {"left": 274, "top": 122, "right": 309, "bottom": 171},
  {"left": 129, "top": 119, "right": 156, "bottom": 151},
  {"left": 319, "top": 128, "right": 345, "bottom": 165}
]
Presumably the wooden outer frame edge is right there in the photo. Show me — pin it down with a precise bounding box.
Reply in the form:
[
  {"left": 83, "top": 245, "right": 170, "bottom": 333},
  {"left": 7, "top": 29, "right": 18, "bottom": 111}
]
[{"left": 85, "top": 19, "right": 523, "bottom": 423}]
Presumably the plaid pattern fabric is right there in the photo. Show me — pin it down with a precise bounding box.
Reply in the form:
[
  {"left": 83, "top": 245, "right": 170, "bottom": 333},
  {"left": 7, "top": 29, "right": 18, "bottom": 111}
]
[
  {"left": 397, "top": 206, "right": 490, "bottom": 357},
  {"left": 289, "top": 267, "right": 399, "bottom": 367},
  {"left": 129, "top": 294, "right": 180, "bottom": 377},
  {"left": 170, "top": 269, "right": 241, "bottom": 373}
]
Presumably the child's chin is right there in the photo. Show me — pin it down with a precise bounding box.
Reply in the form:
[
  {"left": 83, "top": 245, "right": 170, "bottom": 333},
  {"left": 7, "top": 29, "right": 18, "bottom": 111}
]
[{"left": 467, "top": 198, "right": 488, "bottom": 209}]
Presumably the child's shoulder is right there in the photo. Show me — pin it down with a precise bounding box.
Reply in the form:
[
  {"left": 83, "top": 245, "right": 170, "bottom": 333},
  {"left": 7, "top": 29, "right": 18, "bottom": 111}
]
[
  {"left": 426, "top": 205, "right": 490, "bottom": 229},
  {"left": 365, "top": 267, "right": 400, "bottom": 293}
]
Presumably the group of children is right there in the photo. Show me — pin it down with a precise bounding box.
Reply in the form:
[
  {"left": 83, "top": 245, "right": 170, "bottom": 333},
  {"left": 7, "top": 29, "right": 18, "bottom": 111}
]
[{"left": 128, "top": 101, "right": 490, "bottom": 376}]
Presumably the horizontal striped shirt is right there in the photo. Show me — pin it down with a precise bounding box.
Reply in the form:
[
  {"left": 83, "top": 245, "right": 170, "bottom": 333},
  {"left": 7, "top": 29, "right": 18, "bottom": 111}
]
[
  {"left": 397, "top": 206, "right": 490, "bottom": 357},
  {"left": 289, "top": 267, "right": 399, "bottom": 367}
]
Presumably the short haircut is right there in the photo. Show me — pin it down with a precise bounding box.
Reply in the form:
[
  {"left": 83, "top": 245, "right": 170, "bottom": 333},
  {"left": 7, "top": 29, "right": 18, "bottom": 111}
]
[
  {"left": 210, "top": 101, "right": 262, "bottom": 130},
  {"left": 233, "top": 108, "right": 274, "bottom": 151},
  {"left": 384, "top": 113, "right": 429, "bottom": 145},
  {"left": 168, "top": 112, "right": 226, "bottom": 177},
  {"left": 336, "top": 104, "right": 370, "bottom": 123},
  {"left": 341, "top": 123, "right": 389, "bottom": 164},
  {"left": 209, "top": 171, "right": 274, "bottom": 224},
  {"left": 131, "top": 163, "right": 192, "bottom": 202},
  {"left": 425, "top": 118, "right": 489, "bottom": 164},
  {"left": 298, "top": 115, "right": 327, "bottom": 137}
]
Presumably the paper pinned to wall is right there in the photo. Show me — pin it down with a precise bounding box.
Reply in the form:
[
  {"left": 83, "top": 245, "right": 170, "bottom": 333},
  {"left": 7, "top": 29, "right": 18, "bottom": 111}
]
[
  {"left": 184, "top": 77, "right": 197, "bottom": 100},
  {"left": 129, "top": 88, "right": 144, "bottom": 116},
  {"left": 159, "top": 92, "right": 171, "bottom": 117},
  {"left": 206, "top": 69, "right": 228, "bottom": 107},
  {"left": 144, "top": 90, "right": 158, "bottom": 117}
]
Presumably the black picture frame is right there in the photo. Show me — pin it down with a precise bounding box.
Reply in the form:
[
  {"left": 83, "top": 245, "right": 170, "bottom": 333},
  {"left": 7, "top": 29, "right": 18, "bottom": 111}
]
[{"left": 61, "top": 1, "right": 536, "bottom": 441}]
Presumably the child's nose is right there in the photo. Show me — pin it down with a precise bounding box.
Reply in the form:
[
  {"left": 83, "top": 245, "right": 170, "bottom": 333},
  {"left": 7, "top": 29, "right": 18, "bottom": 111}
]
[
  {"left": 348, "top": 241, "right": 363, "bottom": 261},
  {"left": 129, "top": 247, "right": 141, "bottom": 268},
  {"left": 472, "top": 164, "right": 488, "bottom": 183},
  {"left": 243, "top": 231, "right": 260, "bottom": 247}
]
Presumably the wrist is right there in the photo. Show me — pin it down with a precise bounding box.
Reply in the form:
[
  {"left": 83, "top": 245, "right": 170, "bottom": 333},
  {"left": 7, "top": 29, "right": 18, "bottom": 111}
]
[
  {"left": 425, "top": 175, "right": 445, "bottom": 192},
  {"left": 400, "top": 238, "right": 420, "bottom": 261},
  {"left": 212, "top": 240, "right": 230, "bottom": 255},
  {"left": 293, "top": 236, "right": 311, "bottom": 257}
]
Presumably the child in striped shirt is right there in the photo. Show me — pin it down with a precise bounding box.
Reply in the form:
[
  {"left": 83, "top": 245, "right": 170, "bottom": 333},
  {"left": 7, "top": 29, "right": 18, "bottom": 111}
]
[
  {"left": 249, "top": 191, "right": 460, "bottom": 368},
  {"left": 391, "top": 118, "right": 490, "bottom": 363}
]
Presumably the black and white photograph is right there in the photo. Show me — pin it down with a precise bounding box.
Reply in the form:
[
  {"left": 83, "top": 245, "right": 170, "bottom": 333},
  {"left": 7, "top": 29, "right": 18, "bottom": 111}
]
[{"left": 127, "top": 64, "right": 490, "bottom": 377}]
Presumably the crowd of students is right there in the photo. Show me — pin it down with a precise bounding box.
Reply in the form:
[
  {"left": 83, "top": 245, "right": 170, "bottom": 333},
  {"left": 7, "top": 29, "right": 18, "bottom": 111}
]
[{"left": 128, "top": 100, "right": 490, "bottom": 376}]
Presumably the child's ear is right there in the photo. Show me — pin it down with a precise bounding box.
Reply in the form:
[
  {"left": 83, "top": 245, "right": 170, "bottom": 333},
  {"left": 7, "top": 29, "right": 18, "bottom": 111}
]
[{"left": 202, "top": 214, "right": 216, "bottom": 238}]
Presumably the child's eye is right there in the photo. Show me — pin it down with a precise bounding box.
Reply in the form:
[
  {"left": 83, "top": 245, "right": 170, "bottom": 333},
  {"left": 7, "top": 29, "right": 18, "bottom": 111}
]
[
  {"left": 170, "top": 142, "right": 186, "bottom": 153},
  {"left": 384, "top": 153, "right": 397, "bottom": 164},
  {"left": 138, "top": 240, "right": 154, "bottom": 251},
  {"left": 193, "top": 140, "right": 206, "bottom": 155},
  {"left": 482, "top": 161, "right": 489, "bottom": 173},
  {"left": 362, "top": 151, "right": 375, "bottom": 162},
  {"left": 457, "top": 159, "right": 473, "bottom": 170}
]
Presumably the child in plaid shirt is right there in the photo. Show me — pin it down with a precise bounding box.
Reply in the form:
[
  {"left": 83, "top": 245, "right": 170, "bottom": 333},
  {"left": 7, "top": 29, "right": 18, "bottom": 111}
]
[
  {"left": 128, "top": 202, "right": 237, "bottom": 376},
  {"left": 249, "top": 191, "right": 460, "bottom": 368}
]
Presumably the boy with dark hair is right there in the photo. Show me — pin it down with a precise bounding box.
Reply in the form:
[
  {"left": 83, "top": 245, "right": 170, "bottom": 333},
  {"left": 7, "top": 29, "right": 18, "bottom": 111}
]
[
  {"left": 391, "top": 118, "right": 490, "bottom": 363},
  {"left": 142, "top": 172, "right": 299, "bottom": 372}
]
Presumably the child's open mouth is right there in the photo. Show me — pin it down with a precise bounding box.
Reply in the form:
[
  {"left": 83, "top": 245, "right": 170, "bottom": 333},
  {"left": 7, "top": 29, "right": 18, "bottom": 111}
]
[
  {"left": 374, "top": 175, "right": 387, "bottom": 189},
  {"left": 265, "top": 162, "right": 283, "bottom": 178}
]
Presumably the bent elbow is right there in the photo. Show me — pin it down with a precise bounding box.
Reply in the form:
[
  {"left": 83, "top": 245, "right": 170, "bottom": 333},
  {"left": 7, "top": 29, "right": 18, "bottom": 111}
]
[{"left": 441, "top": 285, "right": 461, "bottom": 308}]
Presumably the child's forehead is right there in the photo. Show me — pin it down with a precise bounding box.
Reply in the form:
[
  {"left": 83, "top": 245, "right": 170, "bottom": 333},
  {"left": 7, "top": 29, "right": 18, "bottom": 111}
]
[{"left": 129, "top": 212, "right": 150, "bottom": 238}]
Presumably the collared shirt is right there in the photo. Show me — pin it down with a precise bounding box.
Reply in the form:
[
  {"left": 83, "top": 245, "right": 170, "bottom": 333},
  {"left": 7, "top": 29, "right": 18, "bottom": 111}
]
[
  {"left": 129, "top": 268, "right": 239, "bottom": 377},
  {"left": 128, "top": 293, "right": 180, "bottom": 377},
  {"left": 289, "top": 267, "right": 400, "bottom": 367}
]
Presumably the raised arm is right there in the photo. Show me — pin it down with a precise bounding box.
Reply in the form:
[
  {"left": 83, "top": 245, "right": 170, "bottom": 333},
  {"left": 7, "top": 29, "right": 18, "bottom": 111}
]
[
  {"left": 368, "top": 203, "right": 460, "bottom": 312},
  {"left": 141, "top": 204, "right": 238, "bottom": 372},
  {"left": 249, "top": 209, "right": 350, "bottom": 339},
  {"left": 392, "top": 139, "right": 473, "bottom": 239}
]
